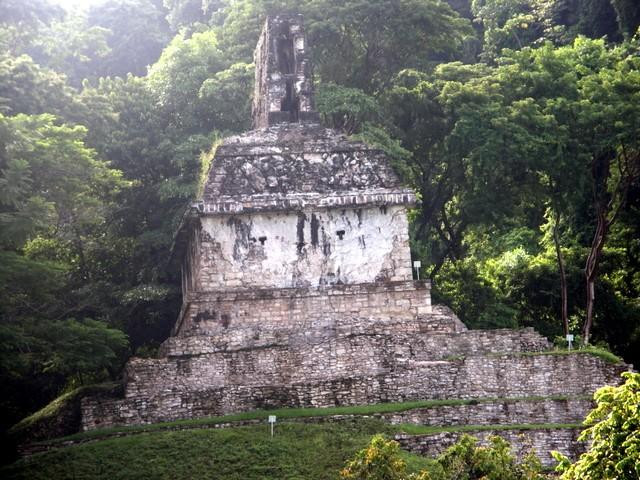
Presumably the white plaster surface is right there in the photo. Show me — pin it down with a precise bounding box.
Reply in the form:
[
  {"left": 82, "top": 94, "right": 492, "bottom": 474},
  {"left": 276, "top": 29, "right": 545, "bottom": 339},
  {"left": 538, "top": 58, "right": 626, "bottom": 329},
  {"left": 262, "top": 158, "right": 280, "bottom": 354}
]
[{"left": 198, "top": 205, "right": 412, "bottom": 289}]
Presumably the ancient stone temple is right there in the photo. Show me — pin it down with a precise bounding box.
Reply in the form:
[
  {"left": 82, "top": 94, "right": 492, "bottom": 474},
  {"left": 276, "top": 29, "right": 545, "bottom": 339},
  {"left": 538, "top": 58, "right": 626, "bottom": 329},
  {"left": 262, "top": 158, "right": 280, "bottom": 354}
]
[{"left": 82, "top": 15, "right": 629, "bottom": 465}]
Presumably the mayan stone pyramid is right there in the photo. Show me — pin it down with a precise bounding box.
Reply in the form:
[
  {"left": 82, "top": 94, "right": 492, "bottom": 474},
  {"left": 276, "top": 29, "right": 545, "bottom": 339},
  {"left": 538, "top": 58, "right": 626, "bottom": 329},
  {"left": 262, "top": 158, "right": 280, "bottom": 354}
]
[{"left": 81, "top": 15, "right": 629, "bottom": 465}]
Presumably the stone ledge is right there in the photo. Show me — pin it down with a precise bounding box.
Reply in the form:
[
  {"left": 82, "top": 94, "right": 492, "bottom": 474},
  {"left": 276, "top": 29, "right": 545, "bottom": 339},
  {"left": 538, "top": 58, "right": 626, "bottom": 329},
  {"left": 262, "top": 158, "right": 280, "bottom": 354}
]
[
  {"left": 196, "top": 190, "right": 417, "bottom": 214},
  {"left": 185, "top": 279, "right": 430, "bottom": 301},
  {"left": 160, "top": 325, "right": 547, "bottom": 358}
]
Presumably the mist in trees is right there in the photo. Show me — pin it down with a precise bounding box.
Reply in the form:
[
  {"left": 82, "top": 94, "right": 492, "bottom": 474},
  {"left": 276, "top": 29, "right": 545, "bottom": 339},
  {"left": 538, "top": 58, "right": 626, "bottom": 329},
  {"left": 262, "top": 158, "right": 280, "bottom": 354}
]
[{"left": 0, "top": 0, "right": 638, "bottom": 437}]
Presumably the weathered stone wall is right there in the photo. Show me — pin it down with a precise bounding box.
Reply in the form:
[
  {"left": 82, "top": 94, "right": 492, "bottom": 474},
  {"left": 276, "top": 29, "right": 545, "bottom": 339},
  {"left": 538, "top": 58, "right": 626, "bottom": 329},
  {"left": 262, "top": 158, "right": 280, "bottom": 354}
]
[
  {"left": 396, "top": 428, "right": 586, "bottom": 467},
  {"left": 120, "top": 350, "right": 622, "bottom": 405},
  {"left": 206, "top": 150, "right": 403, "bottom": 198},
  {"left": 81, "top": 332, "right": 626, "bottom": 431},
  {"left": 192, "top": 205, "right": 412, "bottom": 291},
  {"left": 382, "top": 397, "right": 593, "bottom": 427},
  {"left": 174, "top": 280, "right": 434, "bottom": 336},
  {"left": 180, "top": 222, "right": 201, "bottom": 298}
]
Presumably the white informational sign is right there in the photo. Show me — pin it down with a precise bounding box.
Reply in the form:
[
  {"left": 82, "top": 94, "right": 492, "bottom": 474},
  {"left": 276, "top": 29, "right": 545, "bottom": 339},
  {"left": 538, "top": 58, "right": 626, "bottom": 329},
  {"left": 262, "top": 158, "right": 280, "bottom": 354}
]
[
  {"left": 413, "top": 260, "right": 422, "bottom": 280},
  {"left": 268, "top": 415, "right": 276, "bottom": 437},
  {"left": 566, "top": 334, "right": 574, "bottom": 351}
]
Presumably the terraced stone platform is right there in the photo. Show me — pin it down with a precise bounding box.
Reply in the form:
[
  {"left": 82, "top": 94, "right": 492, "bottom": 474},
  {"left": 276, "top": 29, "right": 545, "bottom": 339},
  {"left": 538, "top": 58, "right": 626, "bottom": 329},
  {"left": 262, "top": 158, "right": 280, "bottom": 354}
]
[{"left": 81, "top": 312, "right": 627, "bottom": 431}]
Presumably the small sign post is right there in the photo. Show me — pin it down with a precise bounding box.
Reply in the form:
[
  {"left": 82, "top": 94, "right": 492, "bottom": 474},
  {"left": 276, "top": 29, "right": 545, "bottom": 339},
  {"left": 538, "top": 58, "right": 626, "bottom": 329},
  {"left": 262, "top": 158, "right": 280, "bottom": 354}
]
[
  {"left": 413, "top": 260, "right": 422, "bottom": 281},
  {"left": 268, "top": 415, "right": 276, "bottom": 437},
  {"left": 566, "top": 334, "right": 574, "bottom": 351}
]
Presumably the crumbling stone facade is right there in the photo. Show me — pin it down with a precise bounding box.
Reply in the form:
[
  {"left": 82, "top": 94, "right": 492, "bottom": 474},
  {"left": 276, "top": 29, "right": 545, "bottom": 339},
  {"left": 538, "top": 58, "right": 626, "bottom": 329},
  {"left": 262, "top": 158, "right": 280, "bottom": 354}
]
[
  {"left": 81, "top": 15, "right": 630, "bottom": 464},
  {"left": 252, "top": 15, "right": 318, "bottom": 128}
]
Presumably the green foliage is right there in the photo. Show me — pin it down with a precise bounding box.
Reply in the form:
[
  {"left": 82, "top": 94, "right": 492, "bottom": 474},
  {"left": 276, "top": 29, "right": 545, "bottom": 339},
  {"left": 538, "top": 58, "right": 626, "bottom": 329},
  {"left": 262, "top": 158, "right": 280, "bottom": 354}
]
[
  {"left": 611, "top": 0, "right": 640, "bottom": 37},
  {"left": 553, "top": 371, "right": 640, "bottom": 479},
  {"left": 472, "top": 0, "right": 541, "bottom": 59},
  {"left": 354, "top": 123, "right": 414, "bottom": 181},
  {"left": 4, "top": 0, "right": 172, "bottom": 86},
  {"left": 0, "top": 113, "right": 126, "bottom": 248},
  {"left": 0, "top": 255, "right": 129, "bottom": 378},
  {"left": 434, "top": 259, "right": 520, "bottom": 329},
  {"left": 471, "top": 0, "right": 623, "bottom": 60},
  {"left": 0, "top": 0, "right": 62, "bottom": 27},
  {"left": 316, "top": 83, "right": 381, "bottom": 134},
  {"left": 36, "top": 318, "right": 128, "bottom": 379},
  {"left": 164, "top": 0, "right": 210, "bottom": 32},
  {"left": 0, "top": 249, "right": 130, "bottom": 428},
  {"left": 198, "top": 62, "right": 254, "bottom": 133},
  {"left": 437, "top": 434, "right": 545, "bottom": 480},
  {"left": 341, "top": 433, "right": 546, "bottom": 480},
  {"left": 340, "top": 434, "right": 430, "bottom": 480},
  {"left": 28, "top": 17, "right": 112, "bottom": 88},
  {"left": 0, "top": 0, "right": 63, "bottom": 56},
  {"left": 0, "top": 54, "right": 80, "bottom": 117},
  {"left": 398, "top": 36, "right": 640, "bottom": 351},
  {"left": 86, "top": 0, "right": 172, "bottom": 79},
  {"left": 148, "top": 29, "right": 226, "bottom": 134},
  {"left": 218, "top": 0, "right": 473, "bottom": 92},
  {"left": 0, "top": 251, "right": 66, "bottom": 325}
]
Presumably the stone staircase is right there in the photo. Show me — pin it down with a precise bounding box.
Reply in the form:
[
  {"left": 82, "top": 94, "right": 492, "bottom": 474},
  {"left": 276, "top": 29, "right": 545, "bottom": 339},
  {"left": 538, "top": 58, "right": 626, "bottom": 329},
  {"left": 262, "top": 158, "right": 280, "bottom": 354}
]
[{"left": 81, "top": 306, "right": 628, "bottom": 440}]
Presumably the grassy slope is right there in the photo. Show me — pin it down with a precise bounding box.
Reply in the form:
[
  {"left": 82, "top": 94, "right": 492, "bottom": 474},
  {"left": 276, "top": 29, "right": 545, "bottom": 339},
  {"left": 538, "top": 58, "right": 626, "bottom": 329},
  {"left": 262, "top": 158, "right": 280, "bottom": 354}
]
[
  {"left": 40, "top": 394, "right": 584, "bottom": 444},
  {"left": 2, "top": 413, "right": 584, "bottom": 479},
  {"left": 2, "top": 419, "right": 437, "bottom": 480}
]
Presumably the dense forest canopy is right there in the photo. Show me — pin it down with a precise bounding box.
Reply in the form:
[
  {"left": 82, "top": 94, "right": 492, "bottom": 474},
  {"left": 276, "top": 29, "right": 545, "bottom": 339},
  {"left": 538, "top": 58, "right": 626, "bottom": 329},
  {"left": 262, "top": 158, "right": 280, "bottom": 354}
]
[{"left": 0, "top": 0, "right": 639, "bottom": 434}]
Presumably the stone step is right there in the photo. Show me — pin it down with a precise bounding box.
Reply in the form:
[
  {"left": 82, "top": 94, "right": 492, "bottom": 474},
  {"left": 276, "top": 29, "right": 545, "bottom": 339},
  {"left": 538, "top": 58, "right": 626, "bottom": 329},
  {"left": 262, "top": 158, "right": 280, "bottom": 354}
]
[{"left": 159, "top": 325, "right": 550, "bottom": 359}]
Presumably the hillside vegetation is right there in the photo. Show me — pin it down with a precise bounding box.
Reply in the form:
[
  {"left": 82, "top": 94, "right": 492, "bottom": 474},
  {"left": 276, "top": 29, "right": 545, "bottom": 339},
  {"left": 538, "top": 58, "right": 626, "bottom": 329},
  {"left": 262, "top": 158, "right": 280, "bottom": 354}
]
[
  {"left": 1, "top": 0, "right": 639, "bottom": 445},
  {"left": 3, "top": 420, "right": 433, "bottom": 480}
]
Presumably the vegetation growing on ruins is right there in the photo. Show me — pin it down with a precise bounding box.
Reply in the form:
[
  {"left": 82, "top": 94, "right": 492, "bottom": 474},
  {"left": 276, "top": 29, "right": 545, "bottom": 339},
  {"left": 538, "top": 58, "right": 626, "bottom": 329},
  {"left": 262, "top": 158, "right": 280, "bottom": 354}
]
[
  {"left": 519, "top": 345, "right": 624, "bottom": 363},
  {"left": 553, "top": 371, "right": 640, "bottom": 480},
  {"left": 341, "top": 433, "right": 547, "bottom": 480},
  {"left": 1, "top": 0, "right": 639, "bottom": 458}
]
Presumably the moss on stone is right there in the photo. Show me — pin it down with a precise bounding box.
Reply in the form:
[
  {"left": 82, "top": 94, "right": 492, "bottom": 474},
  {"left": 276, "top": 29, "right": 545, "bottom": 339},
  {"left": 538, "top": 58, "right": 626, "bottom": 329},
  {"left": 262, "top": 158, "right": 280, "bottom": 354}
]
[
  {"left": 521, "top": 346, "right": 623, "bottom": 364},
  {"left": 9, "top": 382, "right": 120, "bottom": 443}
]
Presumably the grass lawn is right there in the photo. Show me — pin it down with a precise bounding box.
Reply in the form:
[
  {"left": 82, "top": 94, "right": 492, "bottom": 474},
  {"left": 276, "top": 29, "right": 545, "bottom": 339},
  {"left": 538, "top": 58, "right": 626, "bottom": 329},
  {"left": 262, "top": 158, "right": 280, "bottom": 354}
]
[{"left": 2, "top": 419, "right": 436, "bottom": 480}]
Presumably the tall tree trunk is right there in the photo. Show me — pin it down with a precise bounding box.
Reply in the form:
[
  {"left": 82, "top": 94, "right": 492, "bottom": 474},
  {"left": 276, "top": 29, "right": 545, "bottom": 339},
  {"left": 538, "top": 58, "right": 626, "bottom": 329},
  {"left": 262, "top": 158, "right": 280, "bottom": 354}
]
[
  {"left": 581, "top": 146, "right": 639, "bottom": 345},
  {"left": 583, "top": 208, "right": 609, "bottom": 345},
  {"left": 552, "top": 209, "right": 569, "bottom": 336}
]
